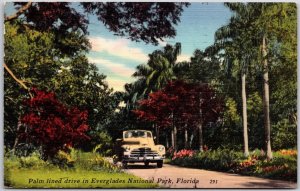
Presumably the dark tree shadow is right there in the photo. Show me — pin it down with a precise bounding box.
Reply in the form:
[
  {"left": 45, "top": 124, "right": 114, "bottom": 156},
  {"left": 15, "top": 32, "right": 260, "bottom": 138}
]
[
  {"left": 124, "top": 163, "right": 159, "bottom": 169},
  {"left": 239, "top": 180, "right": 297, "bottom": 189}
]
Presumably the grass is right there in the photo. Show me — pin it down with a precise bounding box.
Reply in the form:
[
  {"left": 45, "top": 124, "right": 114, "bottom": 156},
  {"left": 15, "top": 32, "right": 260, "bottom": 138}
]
[
  {"left": 7, "top": 168, "right": 158, "bottom": 188},
  {"left": 4, "top": 150, "right": 158, "bottom": 188}
]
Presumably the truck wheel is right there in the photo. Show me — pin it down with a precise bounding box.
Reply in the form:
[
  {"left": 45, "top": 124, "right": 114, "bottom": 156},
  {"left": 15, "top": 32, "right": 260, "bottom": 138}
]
[
  {"left": 157, "top": 161, "right": 163, "bottom": 168},
  {"left": 122, "top": 162, "right": 128, "bottom": 169},
  {"left": 144, "top": 162, "right": 149, "bottom": 167}
]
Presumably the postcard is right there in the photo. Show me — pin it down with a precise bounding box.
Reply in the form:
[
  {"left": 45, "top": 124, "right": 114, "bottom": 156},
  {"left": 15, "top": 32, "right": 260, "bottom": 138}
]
[{"left": 3, "top": 1, "right": 297, "bottom": 189}]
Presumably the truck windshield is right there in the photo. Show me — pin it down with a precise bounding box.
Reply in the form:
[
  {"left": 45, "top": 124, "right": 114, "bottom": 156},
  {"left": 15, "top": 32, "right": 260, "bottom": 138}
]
[{"left": 124, "top": 131, "right": 152, "bottom": 138}]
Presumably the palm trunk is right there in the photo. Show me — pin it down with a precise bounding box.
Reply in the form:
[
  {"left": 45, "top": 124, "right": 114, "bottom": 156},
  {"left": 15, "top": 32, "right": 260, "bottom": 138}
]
[
  {"left": 241, "top": 72, "right": 249, "bottom": 157},
  {"left": 166, "top": 134, "right": 169, "bottom": 148},
  {"left": 174, "top": 125, "right": 177, "bottom": 151},
  {"left": 155, "top": 125, "right": 159, "bottom": 144},
  {"left": 198, "top": 93, "right": 204, "bottom": 152},
  {"left": 171, "top": 111, "right": 177, "bottom": 151},
  {"left": 198, "top": 123, "right": 203, "bottom": 152},
  {"left": 184, "top": 127, "right": 188, "bottom": 149},
  {"left": 171, "top": 129, "right": 175, "bottom": 148},
  {"left": 262, "top": 35, "right": 272, "bottom": 160},
  {"left": 171, "top": 126, "right": 178, "bottom": 151}
]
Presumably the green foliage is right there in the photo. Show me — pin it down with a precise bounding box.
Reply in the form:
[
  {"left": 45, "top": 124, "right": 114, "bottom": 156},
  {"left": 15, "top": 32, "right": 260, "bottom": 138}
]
[
  {"left": 91, "top": 131, "right": 113, "bottom": 156},
  {"left": 70, "top": 150, "right": 120, "bottom": 172},
  {"left": 132, "top": 43, "right": 182, "bottom": 97},
  {"left": 4, "top": 22, "right": 118, "bottom": 153},
  {"left": 224, "top": 97, "right": 240, "bottom": 124},
  {"left": 51, "top": 150, "right": 76, "bottom": 169},
  {"left": 271, "top": 119, "right": 297, "bottom": 150},
  {"left": 19, "top": 152, "right": 49, "bottom": 169},
  {"left": 4, "top": 151, "right": 53, "bottom": 172},
  {"left": 247, "top": 92, "right": 264, "bottom": 148}
]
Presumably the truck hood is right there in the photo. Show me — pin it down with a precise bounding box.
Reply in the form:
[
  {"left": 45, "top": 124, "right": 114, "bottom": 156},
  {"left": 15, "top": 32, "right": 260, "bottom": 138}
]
[{"left": 122, "top": 138, "right": 154, "bottom": 146}]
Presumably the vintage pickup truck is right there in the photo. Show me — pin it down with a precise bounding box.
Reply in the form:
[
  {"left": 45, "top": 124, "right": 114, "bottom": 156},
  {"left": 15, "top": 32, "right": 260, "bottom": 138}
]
[{"left": 114, "top": 130, "right": 165, "bottom": 168}]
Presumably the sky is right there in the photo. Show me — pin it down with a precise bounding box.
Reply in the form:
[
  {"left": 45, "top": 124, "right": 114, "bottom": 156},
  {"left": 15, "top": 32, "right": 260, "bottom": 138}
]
[
  {"left": 85, "top": 3, "right": 232, "bottom": 91},
  {"left": 5, "top": 2, "right": 233, "bottom": 92}
]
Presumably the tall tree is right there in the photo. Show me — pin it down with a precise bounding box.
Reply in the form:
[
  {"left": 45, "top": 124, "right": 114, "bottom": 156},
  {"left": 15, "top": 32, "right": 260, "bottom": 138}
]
[
  {"left": 132, "top": 43, "right": 182, "bottom": 147},
  {"left": 4, "top": 2, "right": 190, "bottom": 153},
  {"left": 206, "top": 3, "right": 261, "bottom": 156},
  {"left": 133, "top": 43, "right": 182, "bottom": 95},
  {"left": 133, "top": 80, "right": 222, "bottom": 151},
  {"left": 254, "top": 3, "right": 296, "bottom": 160},
  {"left": 212, "top": 3, "right": 297, "bottom": 159}
]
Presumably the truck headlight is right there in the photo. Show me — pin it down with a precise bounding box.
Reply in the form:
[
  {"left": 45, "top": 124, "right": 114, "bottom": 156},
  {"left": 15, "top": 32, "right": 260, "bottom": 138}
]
[
  {"left": 124, "top": 146, "right": 131, "bottom": 152},
  {"left": 159, "top": 146, "right": 165, "bottom": 151}
]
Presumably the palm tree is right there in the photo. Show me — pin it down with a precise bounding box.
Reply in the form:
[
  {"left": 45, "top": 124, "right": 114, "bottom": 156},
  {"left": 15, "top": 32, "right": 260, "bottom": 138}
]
[
  {"left": 254, "top": 3, "right": 296, "bottom": 160},
  {"left": 133, "top": 43, "right": 182, "bottom": 94},
  {"left": 212, "top": 3, "right": 296, "bottom": 160},
  {"left": 207, "top": 3, "right": 261, "bottom": 157},
  {"left": 132, "top": 43, "right": 182, "bottom": 149}
]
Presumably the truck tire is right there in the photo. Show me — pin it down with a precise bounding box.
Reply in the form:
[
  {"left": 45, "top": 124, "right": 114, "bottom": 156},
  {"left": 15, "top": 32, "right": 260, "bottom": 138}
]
[
  {"left": 157, "top": 161, "right": 163, "bottom": 168},
  {"left": 122, "top": 161, "right": 128, "bottom": 169}
]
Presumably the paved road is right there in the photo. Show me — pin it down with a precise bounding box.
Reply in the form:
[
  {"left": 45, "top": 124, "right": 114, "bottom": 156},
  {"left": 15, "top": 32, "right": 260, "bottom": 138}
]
[{"left": 124, "top": 163, "right": 297, "bottom": 188}]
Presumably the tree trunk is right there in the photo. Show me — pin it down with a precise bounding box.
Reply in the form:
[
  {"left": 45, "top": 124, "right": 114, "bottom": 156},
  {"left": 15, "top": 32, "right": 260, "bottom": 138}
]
[
  {"left": 12, "top": 118, "right": 22, "bottom": 155},
  {"left": 5, "top": 2, "right": 32, "bottom": 22},
  {"left": 198, "top": 123, "right": 203, "bottom": 152},
  {"left": 198, "top": 92, "right": 203, "bottom": 152},
  {"left": 171, "top": 129, "right": 175, "bottom": 148},
  {"left": 4, "top": 63, "right": 33, "bottom": 98},
  {"left": 262, "top": 35, "right": 273, "bottom": 160},
  {"left": 241, "top": 72, "right": 249, "bottom": 157},
  {"left": 166, "top": 134, "right": 169, "bottom": 148},
  {"left": 174, "top": 126, "right": 177, "bottom": 151},
  {"left": 155, "top": 125, "right": 159, "bottom": 144},
  {"left": 190, "top": 131, "right": 195, "bottom": 148},
  {"left": 184, "top": 128, "right": 188, "bottom": 149}
]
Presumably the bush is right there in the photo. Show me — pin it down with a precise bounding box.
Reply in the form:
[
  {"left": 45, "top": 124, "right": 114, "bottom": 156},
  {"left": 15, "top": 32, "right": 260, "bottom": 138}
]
[
  {"left": 71, "top": 150, "right": 121, "bottom": 172},
  {"left": 19, "top": 152, "right": 50, "bottom": 169},
  {"left": 92, "top": 131, "right": 113, "bottom": 156},
  {"left": 4, "top": 151, "right": 55, "bottom": 186},
  {"left": 51, "top": 150, "right": 76, "bottom": 169},
  {"left": 171, "top": 148, "right": 245, "bottom": 171},
  {"left": 170, "top": 148, "right": 297, "bottom": 182}
]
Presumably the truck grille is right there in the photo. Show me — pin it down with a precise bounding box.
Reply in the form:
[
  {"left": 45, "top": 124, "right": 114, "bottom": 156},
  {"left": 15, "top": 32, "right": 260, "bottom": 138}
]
[{"left": 130, "top": 147, "right": 159, "bottom": 157}]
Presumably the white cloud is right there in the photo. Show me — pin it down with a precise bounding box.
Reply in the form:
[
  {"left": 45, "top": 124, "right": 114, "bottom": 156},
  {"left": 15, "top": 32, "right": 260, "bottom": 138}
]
[
  {"left": 89, "top": 37, "right": 148, "bottom": 62},
  {"left": 177, "top": 54, "right": 191, "bottom": 63},
  {"left": 88, "top": 57, "right": 135, "bottom": 78},
  {"left": 106, "top": 78, "right": 131, "bottom": 92}
]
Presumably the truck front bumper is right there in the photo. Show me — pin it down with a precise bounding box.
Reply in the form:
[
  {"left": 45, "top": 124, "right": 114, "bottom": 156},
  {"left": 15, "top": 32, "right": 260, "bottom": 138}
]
[{"left": 123, "top": 155, "right": 164, "bottom": 162}]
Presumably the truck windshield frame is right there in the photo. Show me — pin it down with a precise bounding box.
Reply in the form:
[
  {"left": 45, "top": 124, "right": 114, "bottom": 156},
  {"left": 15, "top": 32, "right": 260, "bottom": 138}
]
[{"left": 124, "top": 131, "right": 152, "bottom": 138}]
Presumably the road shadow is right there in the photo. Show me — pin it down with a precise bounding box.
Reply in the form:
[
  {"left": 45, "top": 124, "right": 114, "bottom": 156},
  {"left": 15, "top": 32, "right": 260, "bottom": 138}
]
[
  {"left": 239, "top": 180, "right": 296, "bottom": 189},
  {"left": 124, "top": 163, "right": 159, "bottom": 169}
]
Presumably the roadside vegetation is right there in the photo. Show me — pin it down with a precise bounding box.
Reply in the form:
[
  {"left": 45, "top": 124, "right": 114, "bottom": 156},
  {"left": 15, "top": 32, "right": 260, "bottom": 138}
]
[
  {"left": 4, "top": 150, "right": 157, "bottom": 188},
  {"left": 169, "top": 148, "right": 297, "bottom": 182}
]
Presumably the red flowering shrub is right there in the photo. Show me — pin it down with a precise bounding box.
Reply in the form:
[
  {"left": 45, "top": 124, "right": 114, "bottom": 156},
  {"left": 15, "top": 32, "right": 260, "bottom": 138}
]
[
  {"left": 262, "top": 165, "right": 287, "bottom": 173},
  {"left": 279, "top": 149, "right": 297, "bottom": 156},
  {"left": 172, "top": 149, "right": 195, "bottom": 160},
  {"left": 233, "top": 156, "right": 258, "bottom": 172},
  {"left": 21, "top": 88, "right": 90, "bottom": 159}
]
